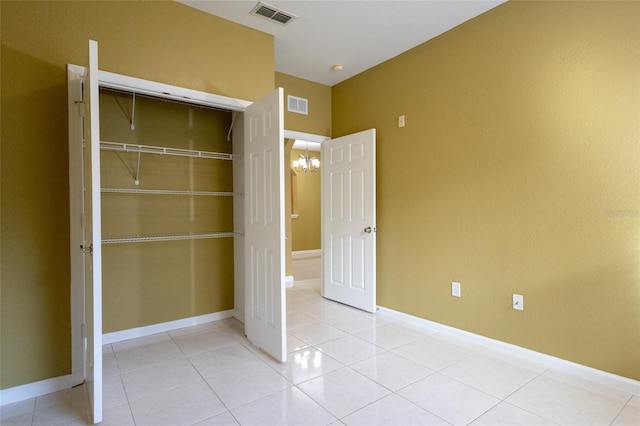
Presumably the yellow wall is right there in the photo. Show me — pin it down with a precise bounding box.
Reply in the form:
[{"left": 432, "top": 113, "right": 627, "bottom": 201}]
[
  {"left": 1, "top": 0, "right": 273, "bottom": 389},
  {"left": 332, "top": 1, "right": 640, "bottom": 380},
  {"left": 276, "top": 72, "right": 332, "bottom": 137},
  {"left": 291, "top": 149, "right": 322, "bottom": 251}
]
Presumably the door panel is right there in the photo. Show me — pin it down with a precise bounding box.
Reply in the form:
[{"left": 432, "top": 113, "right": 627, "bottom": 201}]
[
  {"left": 84, "top": 39, "right": 103, "bottom": 424},
  {"left": 244, "top": 88, "right": 286, "bottom": 362},
  {"left": 322, "top": 129, "right": 376, "bottom": 313}
]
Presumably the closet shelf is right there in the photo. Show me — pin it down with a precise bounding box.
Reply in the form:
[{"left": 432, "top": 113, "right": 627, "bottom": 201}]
[
  {"left": 100, "top": 141, "right": 240, "bottom": 161},
  {"left": 101, "top": 188, "right": 236, "bottom": 196},
  {"left": 102, "top": 232, "right": 241, "bottom": 244}
]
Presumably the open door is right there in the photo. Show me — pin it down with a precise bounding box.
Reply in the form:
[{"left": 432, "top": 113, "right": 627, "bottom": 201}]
[
  {"left": 83, "top": 39, "right": 103, "bottom": 424},
  {"left": 244, "top": 88, "right": 287, "bottom": 362},
  {"left": 322, "top": 129, "right": 377, "bottom": 313}
]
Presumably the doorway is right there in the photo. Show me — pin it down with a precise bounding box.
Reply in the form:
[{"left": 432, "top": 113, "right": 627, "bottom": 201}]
[{"left": 290, "top": 139, "right": 322, "bottom": 256}]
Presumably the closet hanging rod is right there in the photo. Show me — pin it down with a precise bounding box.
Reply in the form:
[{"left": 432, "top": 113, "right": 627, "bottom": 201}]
[
  {"left": 102, "top": 232, "right": 241, "bottom": 244},
  {"left": 99, "top": 86, "right": 237, "bottom": 113},
  {"left": 101, "top": 188, "right": 237, "bottom": 196},
  {"left": 100, "top": 141, "right": 240, "bottom": 161}
]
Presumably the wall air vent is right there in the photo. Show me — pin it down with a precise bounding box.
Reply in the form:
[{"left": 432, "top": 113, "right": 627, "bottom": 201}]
[
  {"left": 287, "top": 95, "right": 308, "bottom": 115},
  {"left": 250, "top": 2, "right": 296, "bottom": 26}
]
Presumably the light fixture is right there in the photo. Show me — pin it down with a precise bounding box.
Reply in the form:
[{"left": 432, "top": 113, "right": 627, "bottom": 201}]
[
  {"left": 331, "top": 64, "right": 344, "bottom": 71},
  {"left": 292, "top": 142, "right": 320, "bottom": 172}
]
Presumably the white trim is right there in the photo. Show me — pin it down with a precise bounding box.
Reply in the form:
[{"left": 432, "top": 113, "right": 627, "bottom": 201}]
[
  {"left": 67, "top": 64, "right": 86, "bottom": 387},
  {"left": 98, "top": 70, "right": 251, "bottom": 111},
  {"left": 103, "top": 310, "right": 234, "bottom": 345},
  {"left": 67, "top": 65, "right": 252, "bottom": 112},
  {"left": 68, "top": 63, "right": 86, "bottom": 76},
  {"left": 283, "top": 129, "right": 329, "bottom": 144},
  {"left": 377, "top": 306, "right": 640, "bottom": 395},
  {"left": 1, "top": 310, "right": 234, "bottom": 406},
  {"left": 292, "top": 249, "right": 321, "bottom": 259},
  {"left": 88, "top": 41, "right": 105, "bottom": 423},
  {"left": 0, "top": 375, "right": 77, "bottom": 406},
  {"left": 233, "top": 114, "right": 246, "bottom": 326}
]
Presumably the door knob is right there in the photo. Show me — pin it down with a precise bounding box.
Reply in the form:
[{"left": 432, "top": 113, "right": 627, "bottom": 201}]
[{"left": 364, "top": 227, "right": 372, "bottom": 234}]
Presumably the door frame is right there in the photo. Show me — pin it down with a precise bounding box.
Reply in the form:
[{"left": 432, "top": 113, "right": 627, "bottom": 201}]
[
  {"left": 68, "top": 68, "right": 253, "bottom": 385},
  {"left": 68, "top": 64, "right": 86, "bottom": 386},
  {"left": 282, "top": 130, "right": 329, "bottom": 283},
  {"left": 284, "top": 129, "right": 377, "bottom": 311}
]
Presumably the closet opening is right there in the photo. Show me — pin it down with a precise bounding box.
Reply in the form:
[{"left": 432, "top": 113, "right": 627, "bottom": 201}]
[
  {"left": 98, "top": 87, "right": 238, "bottom": 336},
  {"left": 69, "top": 50, "right": 289, "bottom": 422}
]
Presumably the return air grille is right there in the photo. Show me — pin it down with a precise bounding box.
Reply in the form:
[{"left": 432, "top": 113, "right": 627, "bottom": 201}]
[
  {"left": 251, "top": 2, "right": 296, "bottom": 25},
  {"left": 287, "top": 95, "right": 308, "bottom": 115}
]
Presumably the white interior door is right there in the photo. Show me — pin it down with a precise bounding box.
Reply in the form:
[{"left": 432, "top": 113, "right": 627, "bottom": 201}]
[
  {"left": 244, "top": 88, "right": 286, "bottom": 362},
  {"left": 322, "top": 129, "right": 377, "bottom": 313},
  {"left": 83, "top": 39, "right": 103, "bottom": 424}
]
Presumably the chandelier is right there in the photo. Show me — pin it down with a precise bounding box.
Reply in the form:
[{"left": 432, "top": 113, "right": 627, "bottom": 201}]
[{"left": 292, "top": 142, "right": 320, "bottom": 172}]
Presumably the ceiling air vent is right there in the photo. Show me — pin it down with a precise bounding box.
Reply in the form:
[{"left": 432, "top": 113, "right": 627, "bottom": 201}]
[{"left": 250, "top": 2, "right": 296, "bottom": 26}]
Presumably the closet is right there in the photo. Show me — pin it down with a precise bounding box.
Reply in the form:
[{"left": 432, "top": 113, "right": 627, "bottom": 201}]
[
  {"left": 98, "top": 89, "right": 237, "bottom": 333},
  {"left": 69, "top": 42, "right": 286, "bottom": 423}
]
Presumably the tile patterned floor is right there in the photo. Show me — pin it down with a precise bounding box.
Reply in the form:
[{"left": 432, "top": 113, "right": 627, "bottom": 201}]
[{"left": 2, "top": 256, "right": 638, "bottom": 425}]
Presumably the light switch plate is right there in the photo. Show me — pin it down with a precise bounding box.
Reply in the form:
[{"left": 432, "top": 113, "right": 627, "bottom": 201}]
[{"left": 452, "top": 281, "right": 461, "bottom": 297}]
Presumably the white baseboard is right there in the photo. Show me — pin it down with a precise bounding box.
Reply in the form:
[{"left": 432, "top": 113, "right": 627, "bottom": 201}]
[
  {"left": 1, "top": 310, "right": 234, "bottom": 407},
  {"left": 377, "top": 306, "right": 640, "bottom": 395},
  {"left": 0, "top": 374, "right": 80, "bottom": 406},
  {"left": 103, "top": 309, "right": 234, "bottom": 345},
  {"left": 292, "top": 249, "right": 321, "bottom": 259}
]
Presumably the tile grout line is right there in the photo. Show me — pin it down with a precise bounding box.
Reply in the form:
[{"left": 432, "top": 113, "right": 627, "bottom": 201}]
[
  {"left": 607, "top": 393, "right": 634, "bottom": 426},
  {"left": 166, "top": 330, "right": 236, "bottom": 425}
]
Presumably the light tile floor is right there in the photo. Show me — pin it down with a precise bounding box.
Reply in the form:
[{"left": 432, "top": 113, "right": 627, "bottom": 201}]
[{"left": 2, "top": 256, "right": 639, "bottom": 425}]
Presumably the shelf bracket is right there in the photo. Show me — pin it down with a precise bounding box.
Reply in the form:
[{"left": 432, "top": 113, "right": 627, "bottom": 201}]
[
  {"left": 227, "top": 111, "right": 236, "bottom": 141},
  {"left": 130, "top": 92, "right": 136, "bottom": 130},
  {"left": 134, "top": 150, "right": 141, "bottom": 185}
]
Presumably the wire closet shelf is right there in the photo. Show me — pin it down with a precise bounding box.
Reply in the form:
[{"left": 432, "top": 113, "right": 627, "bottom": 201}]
[
  {"left": 102, "top": 232, "right": 240, "bottom": 245},
  {"left": 101, "top": 188, "right": 236, "bottom": 196},
  {"left": 100, "top": 141, "right": 241, "bottom": 244},
  {"left": 100, "top": 141, "right": 241, "bottom": 161}
]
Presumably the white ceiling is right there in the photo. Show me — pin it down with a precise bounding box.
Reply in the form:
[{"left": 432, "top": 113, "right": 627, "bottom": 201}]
[{"left": 178, "top": 0, "right": 506, "bottom": 86}]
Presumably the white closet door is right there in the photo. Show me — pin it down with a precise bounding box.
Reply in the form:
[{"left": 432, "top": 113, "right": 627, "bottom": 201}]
[
  {"left": 84, "top": 39, "right": 103, "bottom": 424},
  {"left": 322, "top": 129, "right": 377, "bottom": 313},
  {"left": 243, "top": 88, "right": 286, "bottom": 362}
]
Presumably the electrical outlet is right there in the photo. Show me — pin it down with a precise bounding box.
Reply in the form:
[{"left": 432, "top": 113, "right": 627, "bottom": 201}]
[
  {"left": 513, "top": 294, "right": 524, "bottom": 311},
  {"left": 452, "top": 281, "right": 461, "bottom": 298},
  {"left": 398, "top": 115, "right": 405, "bottom": 128}
]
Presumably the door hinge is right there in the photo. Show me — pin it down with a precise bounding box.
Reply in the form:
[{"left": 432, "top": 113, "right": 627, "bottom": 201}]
[
  {"left": 75, "top": 100, "right": 84, "bottom": 117},
  {"left": 80, "top": 243, "right": 93, "bottom": 255},
  {"left": 82, "top": 324, "right": 87, "bottom": 352}
]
